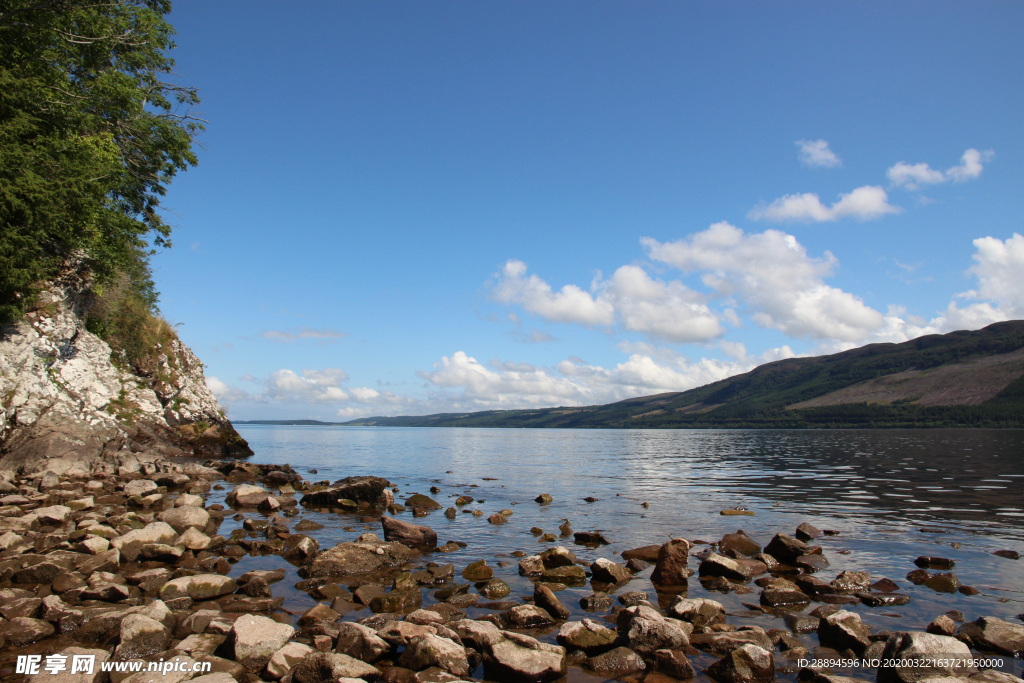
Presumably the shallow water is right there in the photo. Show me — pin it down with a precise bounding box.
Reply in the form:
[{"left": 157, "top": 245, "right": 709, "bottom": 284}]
[{"left": 222, "top": 426, "right": 1024, "bottom": 680}]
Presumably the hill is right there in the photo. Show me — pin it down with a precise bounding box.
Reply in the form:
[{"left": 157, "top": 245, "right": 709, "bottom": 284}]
[{"left": 340, "top": 321, "right": 1024, "bottom": 429}]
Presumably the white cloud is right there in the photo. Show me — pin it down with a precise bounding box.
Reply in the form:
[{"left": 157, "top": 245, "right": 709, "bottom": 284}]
[
  {"left": 263, "top": 368, "right": 350, "bottom": 403},
  {"left": 643, "top": 222, "right": 886, "bottom": 341},
  {"left": 492, "top": 260, "right": 615, "bottom": 326},
  {"left": 749, "top": 185, "right": 902, "bottom": 222},
  {"left": 796, "top": 139, "right": 841, "bottom": 168},
  {"left": 888, "top": 148, "right": 994, "bottom": 189},
  {"left": 492, "top": 260, "right": 723, "bottom": 343},
  {"left": 206, "top": 376, "right": 256, "bottom": 403},
  {"left": 956, "top": 232, "right": 1024, "bottom": 320}
]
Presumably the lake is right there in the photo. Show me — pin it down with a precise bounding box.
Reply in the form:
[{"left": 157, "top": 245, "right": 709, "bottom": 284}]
[{"left": 224, "top": 426, "right": 1024, "bottom": 679}]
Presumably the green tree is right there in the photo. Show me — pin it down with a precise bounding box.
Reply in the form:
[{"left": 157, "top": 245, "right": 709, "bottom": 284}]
[{"left": 0, "top": 0, "right": 201, "bottom": 324}]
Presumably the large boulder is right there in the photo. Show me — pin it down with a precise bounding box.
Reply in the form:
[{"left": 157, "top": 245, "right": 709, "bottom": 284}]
[
  {"left": 381, "top": 516, "right": 437, "bottom": 549},
  {"left": 667, "top": 597, "right": 726, "bottom": 629},
  {"left": 763, "top": 533, "right": 807, "bottom": 564},
  {"left": 651, "top": 538, "right": 693, "bottom": 586},
  {"left": 399, "top": 633, "right": 470, "bottom": 676},
  {"left": 114, "top": 614, "right": 170, "bottom": 660},
  {"left": 956, "top": 616, "right": 1024, "bottom": 656},
  {"left": 482, "top": 631, "right": 567, "bottom": 683},
  {"left": 158, "top": 505, "right": 210, "bottom": 533},
  {"left": 226, "top": 484, "right": 270, "bottom": 507},
  {"left": 306, "top": 537, "right": 412, "bottom": 577},
  {"left": 230, "top": 614, "right": 296, "bottom": 672},
  {"left": 290, "top": 652, "right": 381, "bottom": 683},
  {"left": 111, "top": 521, "right": 177, "bottom": 549},
  {"left": 159, "top": 574, "right": 237, "bottom": 601},
  {"left": 583, "top": 646, "right": 647, "bottom": 677},
  {"left": 335, "top": 621, "right": 391, "bottom": 662},
  {"left": 25, "top": 647, "right": 109, "bottom": 683},
  {"left": 877, "top": 631, "right": 976, "bottom": 683},
  {"left": 817, "top": 610, "right": 871, "bottom": 655},
  {"left": 265, "top": 642, "right": 314, "bottom": 680},
  {"left": 557, "top": 619, "right": 618, "bottom": 655}
]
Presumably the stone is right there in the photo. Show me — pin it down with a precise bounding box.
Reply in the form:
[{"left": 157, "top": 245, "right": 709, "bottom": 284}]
[
  {"left": 690, "top": 631, "right": 773, "bottom": 656},
  {"left": 405, "top": 494, "right": 442, "bottom": 510},
  {"left": 382, "top": 515, "right": 437, "bottom": 549},
  {"left": 0, "top": 616, "right": 55, "bottom": 644},
  {"left": 266, "top": 642, "right": 315, "bottom": 680},
  {"left": 857, "top": 593, "right": 910, "bottom": 607},
  {"left": 114, "top": 614, "right": 170, "bottom": 659},
  {"left": 760, "top": 588, "right": 810, "bottom": 609},
  {"left": 25, "top": 647, "right": 109, "bottom": 683},
  {"left": 535, "top": 494, "right": 553, "bottom": 504},
  {"left": 705, "top": 643, "right": 775, "bottom": 683},
  {"left": 763, "top": 533, "right": 806, "bottom": 564},
  {"left": 482, "top": 631, "right": 567, "bottom": 683},
  {"left": 488, "top": 513, "right": 507, "bottom": 524},
  {"left": 291, "top": 652, "right": 382, "bottom": 683},
  {"left": 230, "top": 613, "right": 297, "bottom": 672},
  {"left": 700, "top": 553, "right": 764, "bottom": 581},
  {"left": 542, "top": 565, "right": 586, "bottom": 582},
  {"left": 35, "top": 504, "right": 72, "bottom": 526},
  {"left": 175, "top": 633, "right": 227, "bottom": 656},
  {"left": 370, "top": 588, "right": 422, "bottom": 613},
  {"left": 125, "top": 479, "right": 159, "bottom": 497},
  {"left": 720, "top": 532, "right": 761, "bottom": 556},
  {"left": 539, "top": 545, "right": 577, "bottom": 568},
  {"left": 667, "top": 597, "right": 726, "bottom": 629},
  {"left": 111, "top": 521, "right": 178, "bottom": 549},
  {"left": 914, "top": 556, "right": 955, "bottom": 569},
  {"left": 175, "top": 526, "right": 212, "bottom": 550},
  {"left": 583, "top": 646, "right": 647, "bottom": 676},
  {"left": 335, "top": 621, "right": 391, "bottom": 662},
  {"left": 651, "top": 538, "right": 693, "bottom": 586},
  {"left": 877, "top": 631, "right": 976, "bottom": 683},
  {"left": 956, "top": 616, "right": 1024, "bottom": 656},
  {"left": 617, "top": 605, "right": 690, "bottom": 655},
  {"left": 926, "top": 615, "right": 956, "bottom": 636},
  {"left": 299, "top": 603, "right": 341, "bottom": 626},
  {"left": 580, "top": 592, "right": 614, "bottom": 611},
  {"left": 479, "top": 578, "right": 511, "bottom": 599},
  {"left": 283, "top": 534, "right": 320, "bottom": 561},
  {"left": 831, "top": 570, "right": 872, "bottom": 592},
  {"left": 818, "top": 610, "right": 871, "bottom": 655},
  {"left": 505, "top": 604, "right": 557, "bottom": 628},
  {"left": 653, "top": 649, "right": 696, "bottom": 679},
  {"left": 924, "top": 572, "right": 961, "bottom": 593},
  {"left": 158, "top": 505, "right": 210, "bottom": 533},
  {"left": 534, "top": 584, "right": 570, "bottom": 619},
  {"left": 226, "top": 484, "right": 271, "bottom": 507},
  {"left": 308, "top": 538, "right": 413, "bottom": 577},
  {"left": 399, "top": 634, "right": 470, "bottom": 676},
  {"left": 622, "top": 545, "right": 662, "bottom": 562},
  {"left": 557, "top": 619, "right": 618, "bottom": 655},
  {"left": 461, "top": 559, "right": 493, "bottom": 581},
  {"left": 160, "top": 574, "right": 237, "bottom": 601},
  {"left": 591, "top": 558, "right": 631, "bottom": 583},
  {"left": 175, "top": 493, "right": 205, "bottom": 507}
]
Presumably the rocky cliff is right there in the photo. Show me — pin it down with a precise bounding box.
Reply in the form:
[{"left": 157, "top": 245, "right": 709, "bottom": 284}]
[{"left": 0, "top": 271, "right": 251, "bottom": 477}]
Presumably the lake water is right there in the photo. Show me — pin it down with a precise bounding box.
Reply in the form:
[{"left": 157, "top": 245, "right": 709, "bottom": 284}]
[{"left": 225, "top": 426, "right": 1024, "bottom": 679}]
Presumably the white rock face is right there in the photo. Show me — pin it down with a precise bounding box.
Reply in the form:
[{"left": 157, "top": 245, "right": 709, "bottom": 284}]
[{"left": 0, "top": 278, "right": 249, "bottom": 475}]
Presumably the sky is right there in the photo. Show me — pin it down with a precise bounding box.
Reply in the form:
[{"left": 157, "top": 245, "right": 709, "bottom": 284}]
[{"left": 154, "top": 1, "right": 1024, "bottom": 420}]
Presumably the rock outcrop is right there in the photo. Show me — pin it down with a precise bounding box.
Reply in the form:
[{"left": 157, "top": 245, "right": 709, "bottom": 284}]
[{"left": 0, "top": 273, "right": 250, "bottom": 477}]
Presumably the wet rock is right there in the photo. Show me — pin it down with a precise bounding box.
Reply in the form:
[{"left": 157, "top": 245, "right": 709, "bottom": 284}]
[
  {"left": 626, "top": 558, "right": 649, "bottom": 573},
  {"left": 299, "top": 603, "right": 341, "bottom": 626},
  {"left": 690, "top": 630, "right": 773, "bottom": 656},
  {"left": 382, "top": 516, "right": 437, "bottom": 549},
  {"left": 266, "top": 642, "right": 315, "bottom": 680},
  {"left": 759, "top": 587, "right": 810, "bottom": 609},
  {"left": 795, "top": 523, "right": 822, "bottom": 542},
  {"left": 226, "top": 484, "right": 271, "bottom": 507},
  {"left": 924, "top": 572, "right": 960, "bottom": 593},
  {"left": 906, "top": 569, "right": 933, "bottom": 585},
  {"left": 335, "top": 621, "right": 390, "bottom": 662},
  {"left": 574, "top": 531, "right": 611, "bottom": 545},
  {"left": 505, "top": 604, "right": 557, "bottom": 628},
  {"left": 160, "top": 574, "right": 237, "bottom": 601},
  {"left": 405, "top": 494, "right": 442, "bottom": 511},
  {"left": 706, "top": 643, "right": 775, "bottom": 683},
  {"left": 956, "top": 616, "right": 1024, "bottom": 656},
  {"left": 399, "top": 634, "right": 470, "bottom": 676},
  {"left": 115, "top": 614, "right": 170, "bottom": 660},
  {"left": 831, "top": 570, "right": 871, "bottom": 592},
  {"left": 539, "top": 545, "right": 577, "bottom": 568},
  {"left": 651, "top": 538, "right": 693, "bottom": 586},
  {"left": 914, "top": 556, "right": 955, "bottom": 569},
  {"left": 700, "top": 553, "right": 765, "bottom": 581},
  {"left": 557, "top": 619, "right": 618, "bottom": 655},
  {"left": 444, "top": 508, "right": 456, "bottom": 519},
  {"left": 534, "top": 584, "right": 570, "bottom": 619},
  {"left": 617, "top": 605, "right": 690, "bottom": 655},
  {"left": 481, "top": 631, "right": 567, "bottom": 683},
  {"left": 378, "top": 621, "right": 439, "bottom": 648},
  {"left": 653, "top": 649, "right": 696, "bottom": 679},
  {"left": 591, "top": 558, "right": 631, "bottom": 583},
  {"left": 870, "top": 578, "right": 900, "bottom": 593},
  {"left": 370, "top": 588, "right": 422, "bottom": 613},
  {"left": 479, "top": 578, "right": 511, "bottom": 599},
  {"left": 158, "top": 505, "right": 210, "bottom": 533},
  {"left": 230, "top": 613, "right": 297, "bottom": 672},
  {"left": 583, "top": 646, "right": 647, "bottom": 676},
  {"left": 720, "top": 532, "right": 761, "bottom": 557},
  {"left": 622, "top": 545, "right": 662, "bottom": 562},
  {"left": 993, "top": 550, "right": 1020, "bottom": 560},
  {"left": 518, "top": 555, "right": 544, "bottom": 576},
  {"left": 300, "top": 476, "right": 393, "bottom": 508},
  {"left": 877, "top": 631, "right": 976, "bottom": 683},
  {"left": 462, "top": 559, "right": 493, "bottom": 581},
  {"left": 541, "top": 565, "right": 586, "bottom": 583},
  {"left": 763, "top": 534, "right": 807, "bottom": 564},
  {"left": 926, "top": 615, "right": 956, "bottom": 637},
  {"left": 291, "top": 651, "right": 382, "bottom": 683},
  {"left": 535, "top": 494, "right": 553, "bottom": 504},
  {"left": 1, "top": 616, "right": 54, "bottom": 644},
  {"left": 295, "top": 519, "right": 324, "bottom": 531},
  {"left": 618, "top": 591, "right": 651, "bottom": 607},
  {"left": 817, "top": 610, "right": 871, "bottom": 655},
  {"left": 795, "top": 554, "right": 829, "bottom": 573},
  {"left": 784, "top": 615, "right": 820, "bottom": 634},
  {"left": 111, "top": 521, "right": 178, "bottom": 549},
  {"left": 307, "top": 537, "right": 412, "bottom": 577},
  {"left": 175, "top": 527, "right": 211, "bottom": 551},
  {"left": 667, "top": 597, "right": 726, "bottom": 629},
  {"left": 857, "top": 593, "right": 910, "bottom": 607},
  {"left": 580, "top": 592, "right": 614, "bottom": 612}
]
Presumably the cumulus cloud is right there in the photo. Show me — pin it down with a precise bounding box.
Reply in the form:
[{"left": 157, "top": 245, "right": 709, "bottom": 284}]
[
  {"left": 643, "top": 222, "right": 886, "bottom": 341},
  {"left": 492, "top": 260, "right": 723, "bottom": 343},
  {"left": 796, "top": 139, "right": 841, "bottom": 168},
  {"left": 206, "top": 377, "right": 256, "bottom": 403},
  {"left": 749, "top": 186, "right": 902, "bottom": 222},
  {"left": 887, "top": 148, "right": 994, "bottom": 189},
  {"left": 261, "top": 327, "right": 350, "bottom": 343},
  {"left": 492, "top": 260, "right": 614, "bottom": 326},
  {"left": 263, "top": 368, "right": 350, "bottom": 402}
]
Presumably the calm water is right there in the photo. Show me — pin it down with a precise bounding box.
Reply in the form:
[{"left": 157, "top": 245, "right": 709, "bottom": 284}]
[{"left": 222, "top": 427, "right": 1024, "bottom": 678}]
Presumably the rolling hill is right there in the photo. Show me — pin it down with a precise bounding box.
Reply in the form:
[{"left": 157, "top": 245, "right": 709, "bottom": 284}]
[{"left": 340, "top": 321, "right": 1024, "bottom": 429}]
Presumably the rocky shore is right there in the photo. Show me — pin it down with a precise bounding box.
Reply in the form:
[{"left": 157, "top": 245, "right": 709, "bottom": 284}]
[{"left": 0, "top": 461, "right": 1021, "bottom": 683}]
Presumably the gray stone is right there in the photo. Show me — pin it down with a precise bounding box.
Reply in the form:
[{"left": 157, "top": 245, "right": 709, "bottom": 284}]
[
  {"left": 231, "top": 613, "right": 297, "bottom": 672},
  {"left": 706, "top": 643, "right": 775, "bottom": 683},
  {"left": 877, "top": 631, "right": 976, "bottom": 683}
]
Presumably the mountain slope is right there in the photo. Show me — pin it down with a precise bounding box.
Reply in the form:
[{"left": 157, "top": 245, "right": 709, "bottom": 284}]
[{"left": 342, "top": 321, "right": 1024, "bottom": 429}]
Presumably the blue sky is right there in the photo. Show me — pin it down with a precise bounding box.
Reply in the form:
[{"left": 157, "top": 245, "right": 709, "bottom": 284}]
[{"left": 154, "top": 2, "right": 1024, "bottom": 420}]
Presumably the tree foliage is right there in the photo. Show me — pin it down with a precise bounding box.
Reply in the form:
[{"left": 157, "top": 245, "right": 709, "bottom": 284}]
[{"left": 0, "top": 0, "right": 200, "bottom": 324}]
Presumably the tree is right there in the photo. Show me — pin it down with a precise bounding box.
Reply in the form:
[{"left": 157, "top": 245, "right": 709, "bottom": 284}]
[{"left": 0, "top": 0, "right": 201, "bottom": 324}]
